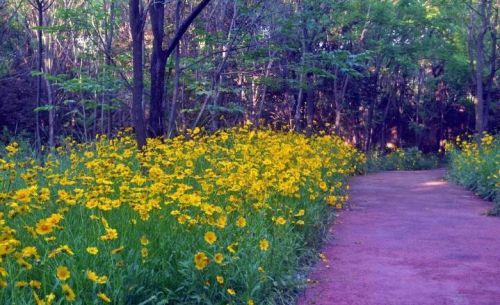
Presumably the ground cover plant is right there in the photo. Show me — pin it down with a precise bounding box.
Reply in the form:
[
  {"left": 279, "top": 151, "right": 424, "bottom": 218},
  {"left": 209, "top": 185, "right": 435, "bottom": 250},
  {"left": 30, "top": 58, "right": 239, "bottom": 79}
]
[
  {"left": 363, "top": 147, "right": 439, "bottom": 172},
  {"left": 446, "top": 133, "right": 500, "bottom": 215},
  {"left": 0, "top": 127, "right": 364, "bottom": 305}
]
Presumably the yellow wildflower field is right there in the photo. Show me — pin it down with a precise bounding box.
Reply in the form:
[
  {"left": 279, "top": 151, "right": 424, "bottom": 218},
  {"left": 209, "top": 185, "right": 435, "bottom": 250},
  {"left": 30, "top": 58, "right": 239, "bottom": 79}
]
[{"left": 0, "top": 127, "right": 364, "bottom": 304}]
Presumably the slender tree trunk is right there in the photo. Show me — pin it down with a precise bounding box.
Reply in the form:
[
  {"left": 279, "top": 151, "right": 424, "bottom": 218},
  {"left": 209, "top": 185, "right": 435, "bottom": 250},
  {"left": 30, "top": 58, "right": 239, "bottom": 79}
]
[
  {"left": 149, "top": 0, "right": 167, "bottom": 137},
  {"left": 168, "top": 0, "right": 182, "bottom": 138},
  {"left": 255, "top": 51, "right": 276, "bottom": 126},
  {"left": 305, "top": 74, "right": 315, "bottom": 137},
  {"left": 365, "top": 65, "right": 380, "bottom": 151},
  {"left": 35, "top": 3, "right": 43, "bottom": 149},
  {"left": 104, "top": 0, "right": 116, "bottom": 136},
  {"left": 415, "top": 67, "right": 425, "bottom": 148},
  {"left": 484, "top": 3, "right": 498, "bottom": 131},
  {"left": 129, "top": 0, "right": 146, "bottom": 148},
  {"left": 294, "top": 27, "right": 307, "bottom": 132},
  {"left": 475, "top": 0, "right": 487, "bottom": 135},
  {"left": 45, "top": 77, "right": 54, "bottom": 147}
]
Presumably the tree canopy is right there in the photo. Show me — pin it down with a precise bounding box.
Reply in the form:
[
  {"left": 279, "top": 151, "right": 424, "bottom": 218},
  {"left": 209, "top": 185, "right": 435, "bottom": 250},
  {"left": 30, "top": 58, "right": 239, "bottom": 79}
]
[{"left": 0, "top": 0, "right": 498, "bottom": 150}]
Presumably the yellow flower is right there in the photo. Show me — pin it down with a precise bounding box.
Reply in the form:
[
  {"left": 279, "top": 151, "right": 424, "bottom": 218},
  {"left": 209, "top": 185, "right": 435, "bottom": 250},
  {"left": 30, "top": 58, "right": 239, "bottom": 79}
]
[
  {"left": 259, "top": 239, "right": 269, "bottom": 251},
  {"left": 86, "top": 247, "right": 99, "bottom": 255},
  {"left": 216, "top": 275, "right": 224, "bottom": 284},
  {"left": 227, "top": 242, "right": 238, "bottom": 254},
  {"left": 214, "top": 252, "right": 224, "bottom": 264},
  {"left": 49, "top": 245, "right": 74, "bottom": 258},
  {"left": 97, "top": 292, "right": 112, "bottom": 303},
  {"left": 111, "top": 246, "right": 124, "bottom": 255},
  {"left": 86, "top": 270, "right": 108, "bottom": 284},
  {"left": 5, "top": 142, "right": 18, "bottom": 155},
  {"left": 319, "top": 181, "right": 328, "bottom": 191},
  {"left": 56, "top": 266, "right": 71, "bottom": 281},
  {"left": 21, "top": 246, "right": 38, "bottom": 258},
  {"left": 227, "top": 288, "right": 236, "bottom": 295},
  {"left": 294, "top": 209, "right": 305, "bottom": 217},
  {"left": 61, "top": 283, "right": 76, "bottom": 301},
  {"left": 248, "top": 300, "right": 255, "bottom": 305},
  {"left": 46, "top": 213, "right": 63, "bottom": 225},
  {"left": 16, "top": 258, "right": 32, "bottom": 270},
  {"left": 44, "top": 236, "right": 56, "bottom": 242},
  {"left": 274, "top": 217, "right": 286, "bottom": 225},
  {"left": 15, "top": 281, "right": 29, "bottom": 288},
  {"left": 140, "top": 235, "right": 149, "bottom": 246},
  {"left": 204, "top": 231, "right": 217, "bottom": 245},
  {"left": 141, "top": 247, "right": 148, "bottom": 258},
  {"left": 100, "top": 228, "right": 118, "bottom": 241},
  {"left": 236, "top": 216, "right": 247, "bottom": 228},
  {"left": 194, "top": 251, "right": 209, "bottom": 270},
  {"left": 29, "top": 280, "right": 42, "bottom": 289},
  {"left": 35, "top": 221, "right": 53, "bottom": 235},
  {"left": 33, "top": 292, "right": 55, "bottom": 305},
  {"left": 216, "top": 215, "right": 227, "bottom": 229}
]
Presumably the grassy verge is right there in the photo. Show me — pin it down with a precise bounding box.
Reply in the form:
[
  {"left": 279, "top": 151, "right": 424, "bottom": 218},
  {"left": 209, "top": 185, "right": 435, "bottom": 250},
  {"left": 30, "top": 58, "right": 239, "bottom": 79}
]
[
  {"left": 0, "top": 127, "right": 364, "bottom": 305},
  {"left": 446, "top": 134, "right": 499, "bottom": 215},
  {"left": 363, "top": 147, "right": 439, "bottom": 172}
]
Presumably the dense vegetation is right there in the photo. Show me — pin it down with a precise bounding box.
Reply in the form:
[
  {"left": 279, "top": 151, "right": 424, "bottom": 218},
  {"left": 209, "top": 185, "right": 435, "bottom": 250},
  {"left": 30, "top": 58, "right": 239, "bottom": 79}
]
[
  {"left": 364, "top": 147, "right": 439, "bottom": 172},
  {"left": 0, "top": 0, "right": 498, "bottom": 303},
  {"left": 447, "top": 134, "right": 500, "bottom": 215},
  {"left": 0, "top": 0, "right": 498, "bottom": 151},
  {"left": 0, "top": 127, "right": 363, "bottom": 304}
]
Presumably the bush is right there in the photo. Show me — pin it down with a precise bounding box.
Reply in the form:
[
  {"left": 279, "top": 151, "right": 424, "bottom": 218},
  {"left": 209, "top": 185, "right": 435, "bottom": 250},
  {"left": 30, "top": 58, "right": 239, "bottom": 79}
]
[
  {"left": 446, "top": 134, "right": 500, "bottom": 215},
  {"left": 0, "top": 127, "right": 364, "bottom": 305},
  {"left": 364, "top": 147, "right": 439, "bottom": 172}
]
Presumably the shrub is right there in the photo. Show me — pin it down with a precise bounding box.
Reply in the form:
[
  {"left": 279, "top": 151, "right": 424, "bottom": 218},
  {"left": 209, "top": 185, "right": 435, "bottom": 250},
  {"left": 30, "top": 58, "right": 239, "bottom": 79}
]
[
  {"left": 0, "top": 127, "right": 364, "bottom": 304},
  {"left": 446, "top": 133, "right": 500, "bottom": 215}
]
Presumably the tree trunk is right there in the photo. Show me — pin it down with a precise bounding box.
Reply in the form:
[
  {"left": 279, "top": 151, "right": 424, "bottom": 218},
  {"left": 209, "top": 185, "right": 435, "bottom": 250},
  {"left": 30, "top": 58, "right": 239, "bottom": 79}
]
[
  {"left": 45, "top": 77, "right": 54, "bottom": 147},
  {"left": 104, "top": 0, "right": 116, "bottom": 136},
  {"left": 305, "top": 74, "right": 315, "bottom": 137},
  {"left": 255, "top": 51, "right": 276, "bottom": 126},
  {"left": 294, "top": 27, "right": 308, "bottom": 132},
  {"left": 129, "top": 0, "right": 146, "bottom": 148},
  {"left": 474, "top": 0, "right": 487, "bottom": 135},
  {"left": 167, "top": 0, "right": 182, "bottom": 138},
  {"left": 149, "top": 0, "right": 213, "bottom": 137},
  {"left": 365, "top": 65, "right": 380, "bottom": 151},
  {"left": 35, "top": 1, "right": 44, "bottom": 149},
  {"left": 484, "top": 3, "right": 498, "bottom": 131},
  {"left": 149, "top": 0, "right": 167, "bottom": 137}
]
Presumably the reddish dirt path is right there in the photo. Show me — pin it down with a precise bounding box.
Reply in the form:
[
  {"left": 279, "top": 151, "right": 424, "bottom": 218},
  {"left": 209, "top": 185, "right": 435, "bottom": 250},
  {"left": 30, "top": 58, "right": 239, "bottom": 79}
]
[{"left": 297, "top": 170, "right": 500, "bottom": 305}]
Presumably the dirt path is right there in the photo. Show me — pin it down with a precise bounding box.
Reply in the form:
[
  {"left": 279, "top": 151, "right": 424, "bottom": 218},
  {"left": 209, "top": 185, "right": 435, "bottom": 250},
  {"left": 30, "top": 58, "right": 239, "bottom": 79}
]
[{"left": 297, "top": 170, "right": 500, "bottom": 305}]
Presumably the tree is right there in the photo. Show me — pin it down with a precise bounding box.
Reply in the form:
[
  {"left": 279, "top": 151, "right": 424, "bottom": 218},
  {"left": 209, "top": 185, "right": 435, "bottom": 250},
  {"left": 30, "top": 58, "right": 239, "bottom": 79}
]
[
  {"left": 148, "top": 0, "right": 212, "bottom": 138},
  {"left": 129, "top": 0, "right": 147, "bottom": 148},
  {"left": 28, "top": 0, "right": 54, "bottom": 148}
]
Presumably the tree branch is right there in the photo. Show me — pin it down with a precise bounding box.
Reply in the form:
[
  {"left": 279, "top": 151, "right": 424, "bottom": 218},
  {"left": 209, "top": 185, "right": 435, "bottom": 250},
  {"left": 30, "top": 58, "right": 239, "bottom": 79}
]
[{"left": 162, "top": 0, "right": 212, "bottom": 59}]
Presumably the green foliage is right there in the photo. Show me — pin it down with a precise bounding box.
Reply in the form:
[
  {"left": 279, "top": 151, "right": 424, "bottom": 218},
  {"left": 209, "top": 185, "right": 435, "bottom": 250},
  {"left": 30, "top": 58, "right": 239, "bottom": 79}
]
[
  {"left": 446, "top": 134, "right": 500, "bottom": 215},
  {"left": 364, "top": 147, "right": 439, "bottom": 172}
]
